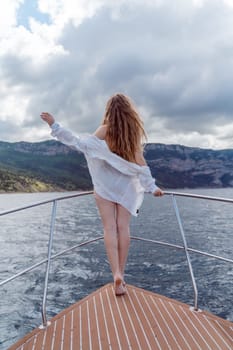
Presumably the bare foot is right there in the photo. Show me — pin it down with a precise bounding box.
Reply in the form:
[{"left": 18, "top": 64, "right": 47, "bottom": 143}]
[{"left": 114, "top": 276, "right": 127, "bottom": 296}]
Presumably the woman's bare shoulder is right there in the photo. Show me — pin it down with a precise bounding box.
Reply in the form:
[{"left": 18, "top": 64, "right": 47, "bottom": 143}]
[{"left": 93, "top": 124, "right": 107, "bottom": 140}]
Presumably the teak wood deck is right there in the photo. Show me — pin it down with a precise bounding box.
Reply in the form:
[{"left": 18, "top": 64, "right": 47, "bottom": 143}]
[{"left": 9, "top": 284, "right": 233, "bottom": 350}]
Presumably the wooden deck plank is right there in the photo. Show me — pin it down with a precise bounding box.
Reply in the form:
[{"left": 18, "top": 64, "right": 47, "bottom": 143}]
[
  {"left": 40, "top": 321, "right": 56, "bottom": 350},
  {"left": 80, "top": 301, "right": 91, "bottom": 349},
  {"left": 135, "top": 291, "right": 164, "bottom": 349},
  {"left": 24, "top": 338, "right": 34, "bottom": 350},
  {"left": 107, "top": 286, "right": 133, "bottom": 349},
  {"left": 101, "top": 287, "right": 122, "bottom": 349},
  {"left": 62, "top": 311, "right": 71, "bottom": 350},
  {"left": 129, "top": 287, "right": 162, "bottom": 349},
  {"left": 201, "top": 315, "right": 233, "bottom": 350},
  {"left": 199, "top": 315, "right": 233, "bottom": 350},
  {"left": 140, "top": 290, "right": 171, "bottom": 349},
  {"left": 168, "top": 300, "right": 204, "bottom": 350},
  {"left": 159, "top": 297, "right": 196, "bottom": 350},
  {"left": 191, "top": 312, "right": 222, "bottom": 350},
  {"left": 51, "top": 318, "right": 63, "bottom": 350},
  {"left": 72, "top": 306, "right": 81, "bottom": 350},
  {"left": 8, "top": 283, "right": 233, "bottom": 350},
  {"left": 111, "top": 287, "right": 139, "bottom": 349},
  {"left": 159, "top": 297, "right": 197, "bottom": 349},
  {"left": 121, "top": 291, "right": 147, "bottom": 349},
  {"left": 20, "top": 335, "right": 36, "bottom": 350},
  {"left": 127, "top": 288, "right": 155, "bottom": 348},
  {"left": 88, "top": 297, "right": 100, "bottom": 350},
  {"left": 179, "top": 305, "right": 230, "bottom": 350},
  {"left": 93, "top": 292, "right": 111, "bottom": 349},
  {"left": 178, "top": 305, "right": 219, "bottom": 350},
  {"left": 111, "top": 288, "right": 143, "bottom": 349},
  {"left": 33, "top": 328, "right": 46, "bottom": 350},
  {"left": 214, "top": 319, "right": 233, "bottom": 344},
  {"left": 148, "top": 294, "right": 181, "bottom": 349}
]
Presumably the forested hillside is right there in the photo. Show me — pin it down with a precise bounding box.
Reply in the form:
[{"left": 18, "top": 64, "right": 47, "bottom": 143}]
[{"left": 1, "top": 140, "right": 233, "bottom": 192}]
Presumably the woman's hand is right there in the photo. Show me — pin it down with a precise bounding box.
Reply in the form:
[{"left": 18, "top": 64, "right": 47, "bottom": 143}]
[
  {"left": 153, "top": 188, "right": 164, "bottom": 197},
  {"left": 40, "top": 112, "right": 55, "bottom": 126}
]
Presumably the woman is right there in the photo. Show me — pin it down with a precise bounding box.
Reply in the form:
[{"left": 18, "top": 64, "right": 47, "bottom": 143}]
[{"left": 41, "top": 93, "right": 163, "bottom": 296}]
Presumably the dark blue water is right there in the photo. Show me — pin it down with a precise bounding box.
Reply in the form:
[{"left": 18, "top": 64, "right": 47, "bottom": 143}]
[{"left": 0, "top": 189, "right": 233, "bottom": 349}]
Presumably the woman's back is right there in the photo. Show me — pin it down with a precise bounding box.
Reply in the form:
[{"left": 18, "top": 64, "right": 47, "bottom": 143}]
[{"left": 94, "top": 122, "right": 146, "bottom": 166}]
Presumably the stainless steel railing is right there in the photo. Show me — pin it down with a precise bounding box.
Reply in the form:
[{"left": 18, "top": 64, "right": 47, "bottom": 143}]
[{"left": 0, "top": 190, "right": 233, "bottom": 327}]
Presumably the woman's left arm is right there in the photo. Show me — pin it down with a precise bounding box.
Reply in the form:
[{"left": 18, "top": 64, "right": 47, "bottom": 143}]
[
  {"left": 40, "top": 112, "right": 88, "bottom": 153},
  {"left": 41, "top": 112, "right": 55, "bottom": 126}
]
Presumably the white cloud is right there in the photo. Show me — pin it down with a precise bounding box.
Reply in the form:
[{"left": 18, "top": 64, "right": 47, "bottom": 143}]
[
  {"left": 0, "top": 0, "right": 233, "bottom": 149},
  {"left": 223, "top": 0, "right": 233, "bottom": 8},
  {"left": 192, "top": 0, "right": 206, "bottom": 7},
  {"left": 38, "top": 0, "right": 105, "bottom": 26},
  {"left": 0, "top": 87, "right": 29, "bottom": 125},
  {"left": 0, "top": 0, "right": 23, "bottom": 37},
  {"left": 0, "top": 23, "right": 66, "bottom": 62}
]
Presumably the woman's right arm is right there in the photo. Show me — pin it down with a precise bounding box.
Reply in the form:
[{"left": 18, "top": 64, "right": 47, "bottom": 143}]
[
  {"left": 136, "top": 148, "right": 164, "bottom": 197},
  {"left": 135, "top": 149, "right": 147, "bottom": 166}
]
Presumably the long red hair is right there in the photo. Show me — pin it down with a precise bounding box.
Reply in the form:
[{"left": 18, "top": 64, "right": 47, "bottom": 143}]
[{"left": 102, "top": 93, "right": 147, "bottom": 163}]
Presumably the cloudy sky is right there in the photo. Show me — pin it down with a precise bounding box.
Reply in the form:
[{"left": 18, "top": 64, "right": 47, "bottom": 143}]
[{"left": 1, "top": 0, "right": 233, "bottom": 149}]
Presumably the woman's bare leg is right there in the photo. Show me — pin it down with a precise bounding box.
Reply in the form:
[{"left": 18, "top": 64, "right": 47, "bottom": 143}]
[
  {"left": 94, "top": 194, "right": 122, "bottom": 284},
  {"left": 116, "top": 204, "right": 131, "bottom": 281}
]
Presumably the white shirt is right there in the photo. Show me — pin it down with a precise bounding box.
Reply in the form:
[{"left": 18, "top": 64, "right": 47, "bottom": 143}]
[{"left": 51, "top": 122, "right": 158, "bottom": 216}]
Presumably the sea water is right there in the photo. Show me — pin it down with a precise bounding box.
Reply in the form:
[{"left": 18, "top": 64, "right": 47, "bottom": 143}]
[{"left": 0, "top": 189, "right": 233, "bottom": 349}]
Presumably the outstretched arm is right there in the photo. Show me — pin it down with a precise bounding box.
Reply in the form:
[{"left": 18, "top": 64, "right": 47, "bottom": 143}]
[
  {"left": 40, "top": 112, "right": 88, "bottom": 153},
  {"left": 41, "top": 112, "right": 55, "bottom": 126}
]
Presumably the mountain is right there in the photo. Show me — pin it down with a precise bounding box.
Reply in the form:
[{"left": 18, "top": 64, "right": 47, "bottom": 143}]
[
  {"left": 0, "top": 140, "right": 91, "bottom": 192},
  {"left": 0, "top": 140, "right": 233, "bottom": 192},
  {"left": 145, "top": 143, "right": 233, "bottom": 188}
]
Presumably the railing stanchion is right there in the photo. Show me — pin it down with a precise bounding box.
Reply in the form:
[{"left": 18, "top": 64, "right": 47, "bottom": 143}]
[
  {"left": 40, "top": 200, "right": 57, "bottom": 328},
  {"left": 171, "top": 195, "right": 199, "bottom": 311}
]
